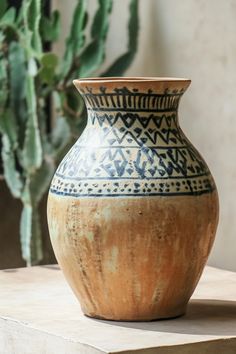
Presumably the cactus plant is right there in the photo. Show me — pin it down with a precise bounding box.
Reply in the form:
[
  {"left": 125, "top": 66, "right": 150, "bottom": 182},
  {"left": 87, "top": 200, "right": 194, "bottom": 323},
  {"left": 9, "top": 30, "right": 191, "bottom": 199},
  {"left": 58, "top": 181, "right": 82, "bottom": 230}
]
[{"left": 0, "top": 0, "right": 139, "bottom": 266}]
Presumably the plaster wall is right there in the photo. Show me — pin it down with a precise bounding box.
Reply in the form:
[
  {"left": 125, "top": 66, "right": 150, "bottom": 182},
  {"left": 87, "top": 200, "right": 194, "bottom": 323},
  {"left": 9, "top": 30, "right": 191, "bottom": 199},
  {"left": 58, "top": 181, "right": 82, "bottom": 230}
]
[{"left": 54, "top": 0, "right": 236, "bottom": 271}]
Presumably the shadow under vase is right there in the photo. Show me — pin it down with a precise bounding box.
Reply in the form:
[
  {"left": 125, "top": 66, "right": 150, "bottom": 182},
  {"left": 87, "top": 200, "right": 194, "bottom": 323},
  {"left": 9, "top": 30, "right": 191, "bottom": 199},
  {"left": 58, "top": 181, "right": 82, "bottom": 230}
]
[{"left": 91, "top": 299, "right": 236, "bottom": 337}]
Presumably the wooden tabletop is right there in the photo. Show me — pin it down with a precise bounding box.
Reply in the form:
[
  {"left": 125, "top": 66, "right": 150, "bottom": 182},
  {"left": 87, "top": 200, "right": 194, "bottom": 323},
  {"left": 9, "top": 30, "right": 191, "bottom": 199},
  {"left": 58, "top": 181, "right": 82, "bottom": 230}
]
[{"left": 0, "top": 265, "right": 236, "bottom": 354}]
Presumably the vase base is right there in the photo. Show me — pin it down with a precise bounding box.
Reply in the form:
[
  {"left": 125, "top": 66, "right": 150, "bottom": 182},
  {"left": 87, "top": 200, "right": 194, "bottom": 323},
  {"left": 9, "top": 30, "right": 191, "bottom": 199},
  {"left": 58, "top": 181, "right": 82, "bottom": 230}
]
[{"left": 83, "top": 308, "right": 186, "bottom": 322}]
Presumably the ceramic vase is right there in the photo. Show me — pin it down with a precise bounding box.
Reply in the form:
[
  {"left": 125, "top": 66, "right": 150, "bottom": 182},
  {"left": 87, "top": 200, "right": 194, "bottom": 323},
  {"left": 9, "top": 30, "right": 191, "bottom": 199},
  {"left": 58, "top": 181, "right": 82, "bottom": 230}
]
[{"left": 47, "top": 77, "right": 219, "bottom": 321}]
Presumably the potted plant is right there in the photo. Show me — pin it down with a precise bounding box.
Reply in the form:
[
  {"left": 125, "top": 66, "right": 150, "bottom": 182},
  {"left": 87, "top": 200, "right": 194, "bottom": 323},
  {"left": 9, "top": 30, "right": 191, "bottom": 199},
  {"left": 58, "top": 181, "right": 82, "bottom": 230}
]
[{"left": 0, "top": 0, "right": 139, "bottom": 266}]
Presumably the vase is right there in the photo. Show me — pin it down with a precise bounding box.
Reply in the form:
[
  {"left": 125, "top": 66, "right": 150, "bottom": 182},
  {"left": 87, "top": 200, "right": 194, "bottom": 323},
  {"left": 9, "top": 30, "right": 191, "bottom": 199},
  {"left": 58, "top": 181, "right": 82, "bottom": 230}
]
[{"left": 47, "top": 77, "right": 219, "bottom": 321}]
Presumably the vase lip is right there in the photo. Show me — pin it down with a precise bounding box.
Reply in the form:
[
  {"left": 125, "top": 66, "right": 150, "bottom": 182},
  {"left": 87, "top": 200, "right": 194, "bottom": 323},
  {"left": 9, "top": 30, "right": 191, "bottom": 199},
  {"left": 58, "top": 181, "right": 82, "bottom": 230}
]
[
  {"left": 73, "top": 77, "right": 191, "bottom": 97},
  {"left": 74, "top": 76, "right": 191, "bottom": 84}
]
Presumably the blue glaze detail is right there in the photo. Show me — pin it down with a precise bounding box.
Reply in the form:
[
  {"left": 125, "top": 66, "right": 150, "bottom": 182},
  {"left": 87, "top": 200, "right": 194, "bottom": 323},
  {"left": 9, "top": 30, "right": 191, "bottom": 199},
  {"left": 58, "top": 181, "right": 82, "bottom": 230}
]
[{"left": 50, "top": 86, "right": 215, "bottom": 198}]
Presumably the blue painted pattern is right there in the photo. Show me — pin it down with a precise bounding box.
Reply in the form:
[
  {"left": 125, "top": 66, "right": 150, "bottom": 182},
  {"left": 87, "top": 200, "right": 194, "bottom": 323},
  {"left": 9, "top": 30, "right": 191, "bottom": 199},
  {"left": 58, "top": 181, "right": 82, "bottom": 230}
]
[{"left": 50, "top": 87, "right": 215, "bottom": 198}]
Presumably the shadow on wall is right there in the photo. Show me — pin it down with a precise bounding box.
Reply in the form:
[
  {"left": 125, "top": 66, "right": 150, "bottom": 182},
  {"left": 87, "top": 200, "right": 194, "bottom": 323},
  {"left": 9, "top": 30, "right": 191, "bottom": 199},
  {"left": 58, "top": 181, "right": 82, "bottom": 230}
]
[{"left": 92, "top": 299, "right": 236, "bottom": 336}]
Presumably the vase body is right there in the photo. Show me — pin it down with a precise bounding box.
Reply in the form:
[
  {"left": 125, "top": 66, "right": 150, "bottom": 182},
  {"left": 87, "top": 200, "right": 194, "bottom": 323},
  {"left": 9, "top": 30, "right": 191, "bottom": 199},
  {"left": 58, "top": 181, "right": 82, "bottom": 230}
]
[{"left": 47, "top": 78, "right": 219, "bottom": 321}]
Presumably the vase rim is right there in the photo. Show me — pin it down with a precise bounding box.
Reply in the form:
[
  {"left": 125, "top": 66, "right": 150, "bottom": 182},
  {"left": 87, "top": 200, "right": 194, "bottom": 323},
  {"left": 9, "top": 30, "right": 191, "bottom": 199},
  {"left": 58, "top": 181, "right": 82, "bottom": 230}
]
[{"left": 74, "top": 76, "right": 191, "bottom": 84}]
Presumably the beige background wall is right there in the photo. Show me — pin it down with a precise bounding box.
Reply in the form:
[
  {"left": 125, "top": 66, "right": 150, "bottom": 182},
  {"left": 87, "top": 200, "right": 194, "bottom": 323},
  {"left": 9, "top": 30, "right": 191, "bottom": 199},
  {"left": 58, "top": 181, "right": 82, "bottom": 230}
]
[{"left": 54, "top": 0, "right": 236, "bottom": 271}]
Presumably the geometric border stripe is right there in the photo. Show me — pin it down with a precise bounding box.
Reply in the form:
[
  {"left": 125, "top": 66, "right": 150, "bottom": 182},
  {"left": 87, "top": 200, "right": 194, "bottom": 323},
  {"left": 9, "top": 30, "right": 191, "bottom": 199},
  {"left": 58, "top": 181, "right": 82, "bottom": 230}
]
[
  {"left": 50, "top": 174, "right": 215, "bottom": 198},
  {"left": 50, "top": 189, "right": 214, "bottom": 198}
]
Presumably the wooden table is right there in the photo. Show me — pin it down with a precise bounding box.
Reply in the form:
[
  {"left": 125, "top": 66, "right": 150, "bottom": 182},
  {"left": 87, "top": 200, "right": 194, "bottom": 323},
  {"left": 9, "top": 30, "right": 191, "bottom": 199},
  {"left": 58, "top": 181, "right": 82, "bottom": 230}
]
[{"left": 0, "top": 265, "right": 236, "bottom": 353}]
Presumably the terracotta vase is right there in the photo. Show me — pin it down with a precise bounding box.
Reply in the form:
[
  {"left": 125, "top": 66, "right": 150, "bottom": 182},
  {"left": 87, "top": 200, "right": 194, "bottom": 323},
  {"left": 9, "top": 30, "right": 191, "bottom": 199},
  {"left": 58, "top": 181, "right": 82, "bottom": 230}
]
[{"left": 47, "top": 77, "right": 219, "bottom": 321}]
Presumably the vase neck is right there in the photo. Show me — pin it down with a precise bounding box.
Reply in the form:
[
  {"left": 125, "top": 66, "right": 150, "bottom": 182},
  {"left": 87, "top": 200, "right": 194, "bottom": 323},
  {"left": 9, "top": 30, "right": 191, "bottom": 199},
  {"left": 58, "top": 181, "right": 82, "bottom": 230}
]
[
  {"left": 82, "top": 86, "right": 183, "bottom": 114},
  {"left": 87, "top": 112, "right": 179, "bottom": 136},
  {"left": 75, "top": 80, "right": 190, "bottom": 147}
]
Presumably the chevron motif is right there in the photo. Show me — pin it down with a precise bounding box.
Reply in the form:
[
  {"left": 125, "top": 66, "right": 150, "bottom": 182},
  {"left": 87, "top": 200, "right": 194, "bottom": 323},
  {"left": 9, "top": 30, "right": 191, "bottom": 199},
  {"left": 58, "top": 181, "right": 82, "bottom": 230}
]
[{"left": 50, "top": 87, "right": 215, "bottom": 197}]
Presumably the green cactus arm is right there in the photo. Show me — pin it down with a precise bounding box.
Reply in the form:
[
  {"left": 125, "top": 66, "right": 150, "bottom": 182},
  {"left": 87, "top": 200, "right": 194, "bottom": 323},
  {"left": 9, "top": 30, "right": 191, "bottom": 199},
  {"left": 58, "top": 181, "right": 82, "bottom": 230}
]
[
  {"left": 0, "top": 108, "right": 18, "bottom": 149},
  {"left": 0, "top": 48, "right": 22, "bottom": 198},
  {"left": 0, "top": 49, "right": 23, "bottom": 200},
  {"left": 0, "top": 50, "right": 8, "bottom": 115},
  {"left": 68, "top": 0, "right": 87, "bottom": 54},
  {"left": 78, "top": 0, "right": 113, "bottom": 78},
  {"left": 20, "top": 157, "right": 56, "bottom": 265},
  {"left": 40, "top": 9, "right": 60, "bottom": 43},
  {"left": 0, "top": 6, "right": 16, "bottom": 26},
  {"left": 0, "top": 0, "right": 7, "bottom": 19},
  {"left": 27, "top": 0, "right": 42, "bottom": 53},
  {"left": 0, "top": 7, "right": 21, "bottom": 41},
  {"left": 39, "top": 52, "right": 58, "bottom": 85},
  {"left": 20, "top": 200, "right": 43, "bottom": 266},
  {"left": 0, "top": 54, "right": 21, "bottom": 197},
  {"left": 101, "top": 0, "right": 139, "bottom": 77},
  {"left": 20, "top": 201, "right": 32, "bottom": 265},
  {"left": 59, "top": 0, "right": 87, "bottom": 78},
  {"left": 0, "top": 132, "right": 23, "bottom": 198},
  {"left": 22, "top": 75, "right": 43, "bottom": 172},
  {"left": 15, "top": 0, "right": 44, "bottom": 265},
  {"left": 0, "top": 43, "right": 23, "bottom": 198},
  {"left": 21, "top": 0, "right": 42, "bottom": 57},
  {"left": 21, "top": 0, "right": 43, "bottom": 172},
  {"left": 9, "top": 41, "right": 26, "bottom": 121},
  {"left": 8, "top": 40, "right": 27, "bottom": 149}
]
